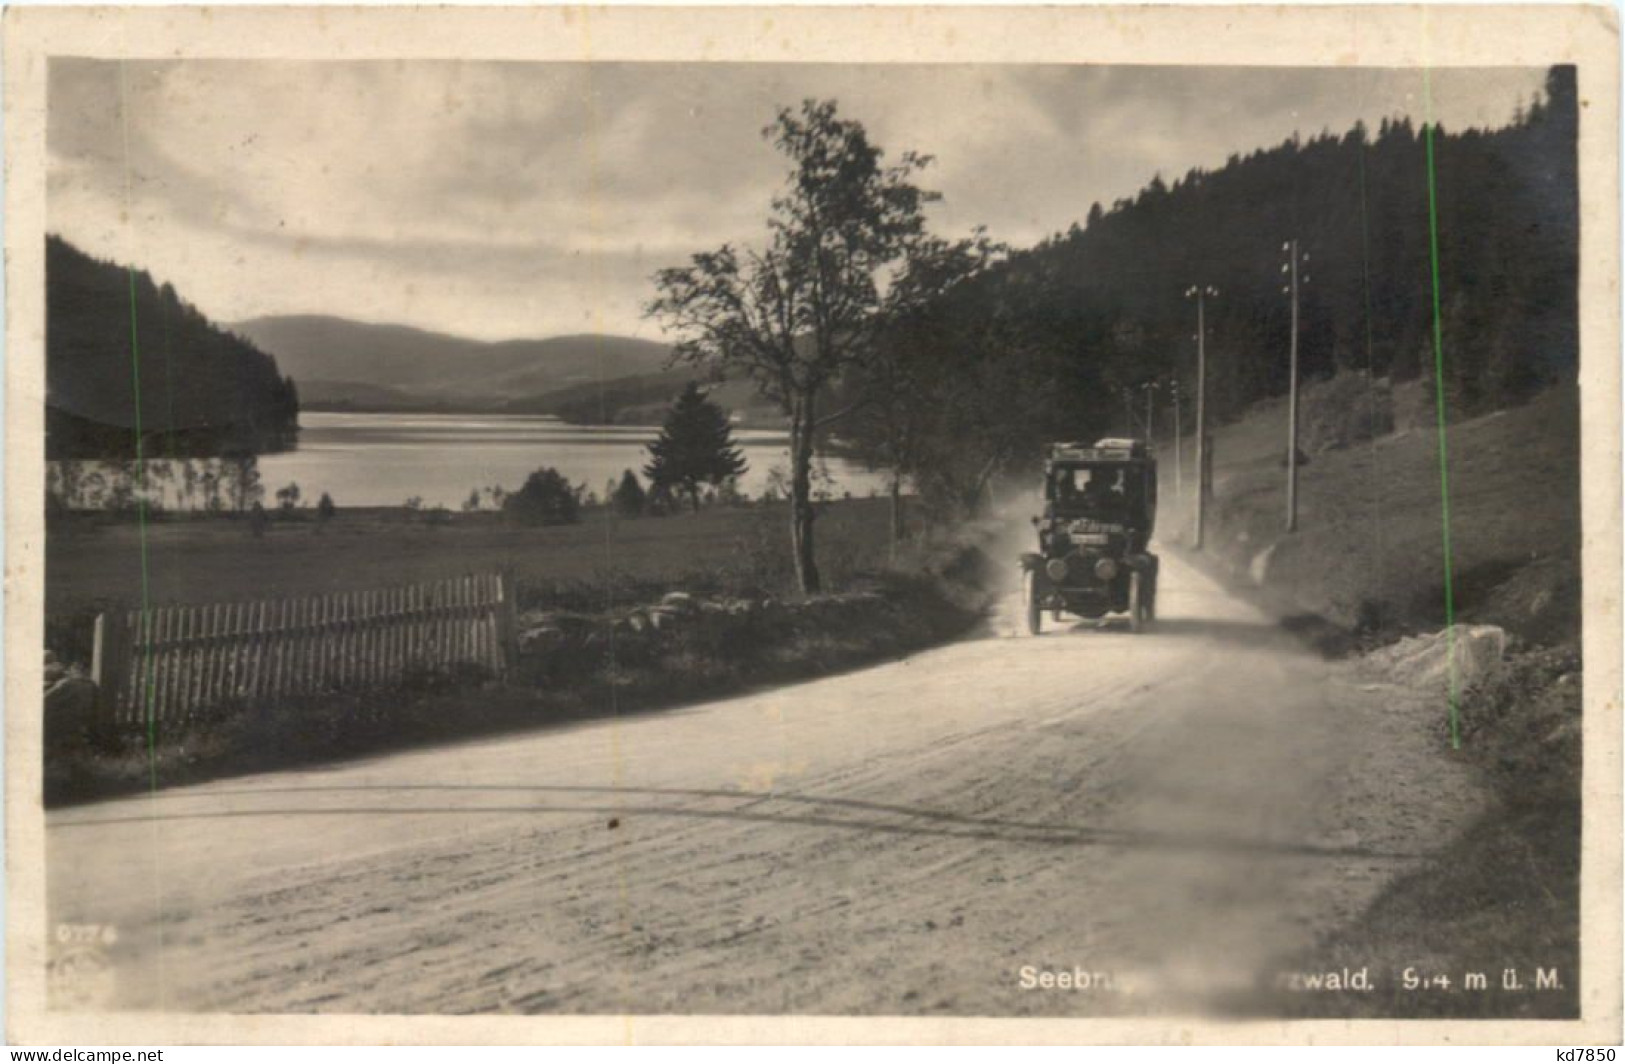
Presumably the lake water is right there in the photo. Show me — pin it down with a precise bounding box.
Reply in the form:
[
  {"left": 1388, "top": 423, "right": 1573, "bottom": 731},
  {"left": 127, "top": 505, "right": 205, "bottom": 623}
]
[{"left": 253, "top": 412, "right": 888, "bottom": 509}]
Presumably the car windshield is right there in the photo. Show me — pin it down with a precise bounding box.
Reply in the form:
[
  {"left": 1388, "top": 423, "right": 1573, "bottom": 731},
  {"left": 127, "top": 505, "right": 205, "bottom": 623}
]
[{"left": 1048, "top": 463, "right": 1141, "bottom": 521}]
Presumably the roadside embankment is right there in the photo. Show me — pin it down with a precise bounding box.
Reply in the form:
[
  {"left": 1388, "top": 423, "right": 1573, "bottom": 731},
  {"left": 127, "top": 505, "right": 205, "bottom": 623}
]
[
  {"left": 1163, "top": 379, "right": 1580, "bottom": 648},
  {"left": 1174, "top": 378, "right": 1585, "bottom": 1019},
  {"left": 1262, "top": 638, "right": 1582, "bottom": 1019},
  {"left": 44, "top": 517, "right": 1006, "bottom": 807}
]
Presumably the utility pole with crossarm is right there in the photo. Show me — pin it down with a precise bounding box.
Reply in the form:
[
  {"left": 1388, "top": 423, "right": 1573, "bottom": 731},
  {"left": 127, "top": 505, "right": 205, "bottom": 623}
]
[
  {"left": 1184, "top": 285, "right": 1218, "bottom": 548},
  {"left": 1282, "top": 240, "right": 1310, "bottom": 533},
  {"left": 1137, "top": 380, "right": 1160, "bottom": 447},
  {"left": 1169, "top": 378, "right": 1183, "bottom": 513}
]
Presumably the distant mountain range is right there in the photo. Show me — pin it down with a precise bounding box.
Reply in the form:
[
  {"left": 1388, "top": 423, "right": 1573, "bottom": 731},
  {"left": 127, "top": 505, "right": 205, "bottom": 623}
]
[
  {"left": 502, "top": 371, "right": 772, "bottom": 426},
  {"left": 234, "top": 315, "right": 672, "bottom": 401},
  {"left": 234, "top": 314, "right": 782, "bottom": 425}
]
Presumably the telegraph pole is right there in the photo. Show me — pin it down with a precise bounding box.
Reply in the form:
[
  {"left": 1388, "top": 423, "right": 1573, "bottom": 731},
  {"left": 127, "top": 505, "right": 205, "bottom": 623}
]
[
  {"left": 1137, "top": 380, "right": 1160, "bottom": 446},
  {"left": 1170, "top": 378, "right": 1183, "bottom": 510},
  {"left": 1185, "top": 285, "right": 1217, "bottom": 548},
  {"left": 1282, "top": 241, "right": 1310, "bottom": 533}
]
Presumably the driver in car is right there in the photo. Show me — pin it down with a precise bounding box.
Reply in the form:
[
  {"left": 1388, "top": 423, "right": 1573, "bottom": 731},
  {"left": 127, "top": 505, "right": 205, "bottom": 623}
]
[
  {"left": 1054, "top": 472, "right": 1082, "bottom": 511},
  {"left": 1081, "top": 470, "right": 1124, "bottom": 520}
]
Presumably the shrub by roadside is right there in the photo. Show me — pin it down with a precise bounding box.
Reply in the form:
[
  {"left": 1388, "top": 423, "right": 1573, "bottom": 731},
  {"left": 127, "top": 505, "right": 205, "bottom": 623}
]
[
  {"left": 1299, "top": 370, "right": 1395, "bottom": 455},
  {"left": 1453, "top": 641, "right": 1581, "bottom": 802},
  {"left": 513, "top": 570, "right": 983, "bottom": 702}
]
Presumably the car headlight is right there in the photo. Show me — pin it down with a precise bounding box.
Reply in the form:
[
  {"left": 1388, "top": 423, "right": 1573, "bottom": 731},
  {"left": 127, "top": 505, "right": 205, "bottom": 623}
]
[
  {"left": 1093, "top": 558, "right": 1119, "bottom": 581},
  {"left": 1045, "top": 558, "right": 1070, "bottom": 582}
]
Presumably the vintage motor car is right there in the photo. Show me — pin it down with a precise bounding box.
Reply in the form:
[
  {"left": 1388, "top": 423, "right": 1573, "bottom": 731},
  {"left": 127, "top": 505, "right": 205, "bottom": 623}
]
[{"left": 1020, "top": 438, "right": 1159, "bottom": 634}]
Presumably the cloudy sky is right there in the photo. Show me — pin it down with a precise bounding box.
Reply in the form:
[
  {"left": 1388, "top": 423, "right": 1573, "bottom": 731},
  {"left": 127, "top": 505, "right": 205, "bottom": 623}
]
[{"left": 49, "top": 60, "right": 1547, "bottom": 342}]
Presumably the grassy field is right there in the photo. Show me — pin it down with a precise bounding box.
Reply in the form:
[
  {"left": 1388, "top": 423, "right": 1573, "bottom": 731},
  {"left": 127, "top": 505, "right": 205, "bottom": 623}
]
[
  {"left": 1161, "top": 381, "right": 1581, "bottom": 643},
  {"left": 46, "top": 497, "right": 904, "bottom": 659}
]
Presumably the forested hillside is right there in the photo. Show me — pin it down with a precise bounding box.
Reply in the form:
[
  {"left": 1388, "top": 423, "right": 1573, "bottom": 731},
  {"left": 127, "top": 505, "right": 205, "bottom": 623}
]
[
  {"left": 841, "top": 67, "right": 1579, "bottom": 509},
  {"left": 47, "top": 236, "right": 300, "bottom": 460}
]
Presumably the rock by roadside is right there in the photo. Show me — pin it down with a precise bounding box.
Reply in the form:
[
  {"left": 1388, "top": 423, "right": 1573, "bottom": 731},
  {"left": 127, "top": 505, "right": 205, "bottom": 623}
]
[
  {"left": 1362, "top": 624, "right": 1508, "bottom": 693},
  {"left": 1356, "top": 622, "right": 1579, "bottom": 789},
  {"left": 517, "top": 591, "right": 772, "bottom": 650}
]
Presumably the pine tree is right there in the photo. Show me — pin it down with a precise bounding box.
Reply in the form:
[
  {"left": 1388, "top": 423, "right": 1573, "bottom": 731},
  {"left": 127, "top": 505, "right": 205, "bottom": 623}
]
[
  {"left": 643, "top": 383, "right": 748, "bottom": 513},
  {"left": 612, "top": 469, "right": 647, "bottom": 518}
]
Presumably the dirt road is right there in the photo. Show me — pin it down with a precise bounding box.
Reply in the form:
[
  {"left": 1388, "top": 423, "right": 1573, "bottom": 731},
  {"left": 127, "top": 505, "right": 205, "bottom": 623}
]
[{"left": 46, "top": 549, "right": 1484, "bottom": 1016}]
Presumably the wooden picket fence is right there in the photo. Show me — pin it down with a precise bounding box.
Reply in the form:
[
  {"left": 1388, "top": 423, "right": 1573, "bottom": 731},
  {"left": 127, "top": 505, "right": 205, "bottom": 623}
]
[{"left": 91, "top": 571, "right": 519, "bottom": 729}]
